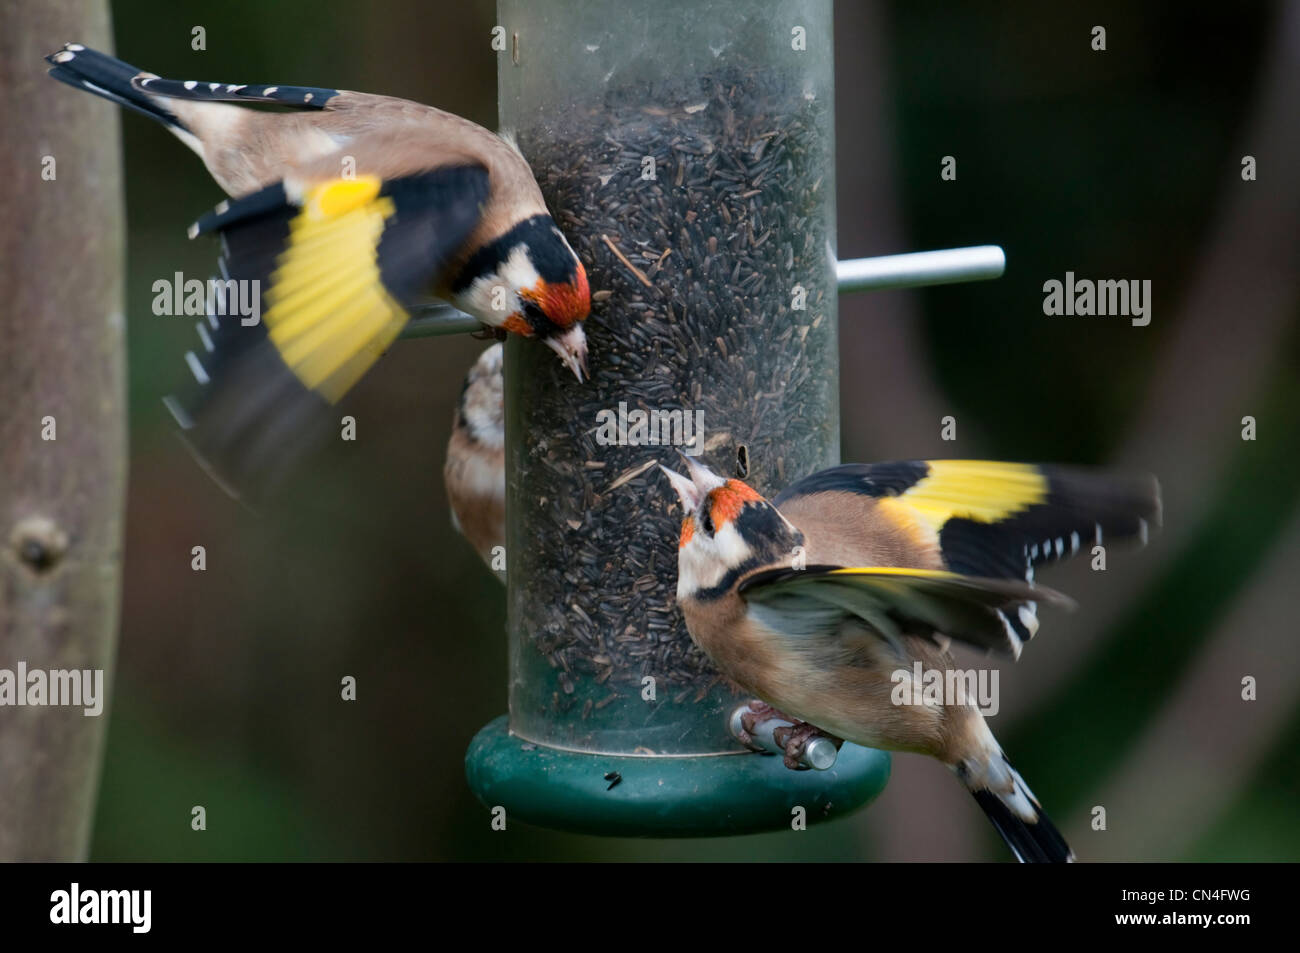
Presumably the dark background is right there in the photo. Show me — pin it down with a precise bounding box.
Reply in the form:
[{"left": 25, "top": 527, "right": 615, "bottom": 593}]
[{"left": 67, "top": 0, "right": 1300, "bottom": 860}]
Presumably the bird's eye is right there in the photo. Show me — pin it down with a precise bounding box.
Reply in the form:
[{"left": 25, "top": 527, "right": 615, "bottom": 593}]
[
  {"left": 700, "top": 510, "right": 715, "bottom": 535},
  {"left": 522, "top": 300, "right": 545, "bottom": 320}
]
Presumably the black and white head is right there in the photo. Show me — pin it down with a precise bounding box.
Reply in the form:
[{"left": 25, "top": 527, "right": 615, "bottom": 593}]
[
  {"left": 659, "top": 455, "right": 802, "bottom": 601},
  {"left": 455, "top": 342, "right": 504, "bottom": 451},
  {"left": 450, "top": 216, "right": 590, "bottom": 380}
]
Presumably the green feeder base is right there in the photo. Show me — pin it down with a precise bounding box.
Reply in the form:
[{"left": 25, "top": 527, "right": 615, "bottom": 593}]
[{"left": 465, "top": 716, "right": 891, "bottom": 838}]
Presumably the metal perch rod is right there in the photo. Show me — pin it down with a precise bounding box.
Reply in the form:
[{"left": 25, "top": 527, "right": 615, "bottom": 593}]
[
  {"left": 729, "top": 706, "right": 841, "bottom": 771},
  {"left": 835, "top": 244, "right": 1006, "bottom": 293},
  {"left": 398, "top": 244, "right": 1007, "bottom": 339}
]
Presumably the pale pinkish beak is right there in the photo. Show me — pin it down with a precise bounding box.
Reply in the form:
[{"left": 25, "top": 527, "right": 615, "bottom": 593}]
[
  {"left": 659, "top": 452, "right": 724, "bottom": 513},
  {"left": 545, "top": 325, "right": 588, "bottom": 381}
]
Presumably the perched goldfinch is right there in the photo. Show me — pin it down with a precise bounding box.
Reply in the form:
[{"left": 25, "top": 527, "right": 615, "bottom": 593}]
[
  {"left": 661, "top": 455, "right": 1160, "bottom": 863},
  {"left": 46, "top": 44, "right": 589, "bottom": 496},
  {"left": 445, "top": 343, "right": 506, "bottom": 574}
]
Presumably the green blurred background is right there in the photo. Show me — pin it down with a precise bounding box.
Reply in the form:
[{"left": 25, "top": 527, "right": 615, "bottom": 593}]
[{"left": 70, "top": 0, "right": 1300, "bottom": 860}]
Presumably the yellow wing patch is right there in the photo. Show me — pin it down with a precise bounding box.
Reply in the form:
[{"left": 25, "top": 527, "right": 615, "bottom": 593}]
[
  {"left": 306, "top": 176, "right": 382, "bottom": 219},
  {"left": 263, "top": 177, "right": 406, "bottom": 402},
  {"left": 830, "top": 566, "right": 969, "bottom": 580},
  {"left": 877, "top": 461, "right": 1048, "bottom": 542},
  {"left": 827, "top": 564, "right": 1072, "bottom": 610}
]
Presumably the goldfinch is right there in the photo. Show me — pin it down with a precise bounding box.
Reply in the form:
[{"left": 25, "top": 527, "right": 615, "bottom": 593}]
[
  {"left": 46, "top": 44, "right": 589, "bottom": 496},
  {"left": 661, "top": 455, "right": 1161, "bottom": 862},
  {"left": 445, "top": 343, "right": 506, "bottom": 574}
]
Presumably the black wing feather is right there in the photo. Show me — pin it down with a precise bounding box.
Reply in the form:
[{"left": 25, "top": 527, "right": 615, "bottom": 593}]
[
  {"left": 774, "top": 461, "right": 1160, "bottom": 646},
  {"left": 166, "top": 166, "right": 490, "bottom": 501}
]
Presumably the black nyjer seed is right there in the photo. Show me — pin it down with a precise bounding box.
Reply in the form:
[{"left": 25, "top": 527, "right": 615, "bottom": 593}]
[{"left": 507, "top": 67, "right": 838, "bottom": 750}]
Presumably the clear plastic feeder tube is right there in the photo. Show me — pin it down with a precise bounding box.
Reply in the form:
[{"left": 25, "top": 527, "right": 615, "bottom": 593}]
[{"left": 500, "top": 0, "right": 838, "bottom": 755}]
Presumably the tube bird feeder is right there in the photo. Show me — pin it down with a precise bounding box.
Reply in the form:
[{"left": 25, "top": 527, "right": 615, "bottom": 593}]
[{"left": 465, "top": 0, "right": 893, "bottom": 837}]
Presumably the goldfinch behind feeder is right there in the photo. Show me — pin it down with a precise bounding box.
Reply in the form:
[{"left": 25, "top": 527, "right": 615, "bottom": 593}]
[
  {"left": 661, "top": 456, "right": 1161, "bottom": 863},
  {"left": 46, "top": 44, "right": 589, "bottom": 497},
  {"left": 445, "top": 343, "right": 506, "bottom": 573}
]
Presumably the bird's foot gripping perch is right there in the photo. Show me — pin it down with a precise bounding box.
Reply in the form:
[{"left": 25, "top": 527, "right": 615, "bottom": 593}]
[{"left": 731, "top": 701, "right": 843, "bottom": 771}]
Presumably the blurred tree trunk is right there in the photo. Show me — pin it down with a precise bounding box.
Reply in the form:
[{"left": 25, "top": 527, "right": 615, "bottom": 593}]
[{"left": 0, "top": 1, "right": 125, "bottom": 861}]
